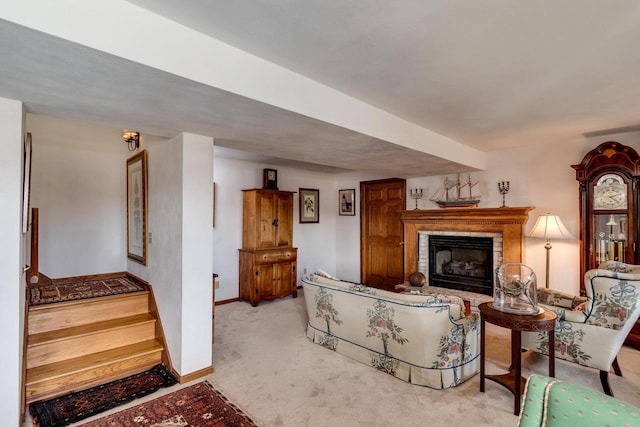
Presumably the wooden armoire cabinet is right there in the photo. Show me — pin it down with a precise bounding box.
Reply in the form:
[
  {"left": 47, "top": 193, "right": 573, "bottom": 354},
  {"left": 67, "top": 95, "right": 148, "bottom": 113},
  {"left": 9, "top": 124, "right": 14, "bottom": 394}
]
[
  {"left": 572, "top": 141, "right": 640, "bottom": 349},
  {"left": 239, "top": 189, "right": 298, "bottom": 306}
]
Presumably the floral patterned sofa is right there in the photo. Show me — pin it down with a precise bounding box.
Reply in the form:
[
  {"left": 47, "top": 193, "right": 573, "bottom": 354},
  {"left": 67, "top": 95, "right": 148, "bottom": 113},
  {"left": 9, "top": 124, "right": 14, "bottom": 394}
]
[
  {"left": 301, "top": 271, "right": 480, "bottom": 389},
  {"left": 521, "top": 261, "right": 640, "bottom": 395}
]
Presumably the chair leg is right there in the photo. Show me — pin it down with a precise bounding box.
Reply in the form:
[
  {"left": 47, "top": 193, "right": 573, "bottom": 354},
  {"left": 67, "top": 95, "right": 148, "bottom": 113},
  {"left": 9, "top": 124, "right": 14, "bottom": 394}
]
[
  {"left": 612, "top": 357, "right": 623, "bottom": 377},
  {"left": 600, "top": 370, "right": 614, "bottom": 397}
]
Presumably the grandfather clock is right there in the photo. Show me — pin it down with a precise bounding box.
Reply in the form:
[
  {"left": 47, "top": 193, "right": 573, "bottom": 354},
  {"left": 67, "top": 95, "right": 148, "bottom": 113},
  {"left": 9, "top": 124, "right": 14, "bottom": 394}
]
[{"left": 572, "top": 141, "right": 640, "bottom": 348}]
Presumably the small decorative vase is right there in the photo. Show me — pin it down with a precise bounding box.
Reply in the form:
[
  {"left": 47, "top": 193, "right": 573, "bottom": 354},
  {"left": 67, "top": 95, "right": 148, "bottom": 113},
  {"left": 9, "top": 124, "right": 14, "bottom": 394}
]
[
  {"left": 492, "top": 263, "right": 538, "bottom": 315},
  {"left": 408, "top": 271, "right": 426, "bottom": 287}
]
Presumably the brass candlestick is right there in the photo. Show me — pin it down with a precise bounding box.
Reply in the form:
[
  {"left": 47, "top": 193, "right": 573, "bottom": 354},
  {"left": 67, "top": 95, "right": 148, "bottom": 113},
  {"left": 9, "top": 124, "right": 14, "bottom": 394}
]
[
  {"left": 410, "top": 188, "right": 424, "bottom": 210},
  {"left": 498, "top": 181, "right": 510, "bottom": 208}
]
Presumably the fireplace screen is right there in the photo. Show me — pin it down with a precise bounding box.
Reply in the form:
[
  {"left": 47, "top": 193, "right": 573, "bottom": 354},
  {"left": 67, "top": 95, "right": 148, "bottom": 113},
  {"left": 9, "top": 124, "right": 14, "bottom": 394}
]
[{"left": 428, "top": 235, "right": 494, "bottom": 295}]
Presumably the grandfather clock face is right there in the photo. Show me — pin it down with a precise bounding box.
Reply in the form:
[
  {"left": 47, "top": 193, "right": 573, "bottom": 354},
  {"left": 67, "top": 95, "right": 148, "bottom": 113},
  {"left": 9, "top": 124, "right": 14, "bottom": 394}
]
[{"left": 593, "top": 173, "right": 627, "bottom": 210}]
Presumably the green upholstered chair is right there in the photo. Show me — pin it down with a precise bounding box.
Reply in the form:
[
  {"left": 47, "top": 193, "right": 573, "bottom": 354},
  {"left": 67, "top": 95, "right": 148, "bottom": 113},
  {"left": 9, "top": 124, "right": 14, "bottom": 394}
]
[
  {"left": 521, "top": 261, "right": 640, "bottom": 396},
  {"left": 517, "top": 374, "right": 639, "bottom": 427}
]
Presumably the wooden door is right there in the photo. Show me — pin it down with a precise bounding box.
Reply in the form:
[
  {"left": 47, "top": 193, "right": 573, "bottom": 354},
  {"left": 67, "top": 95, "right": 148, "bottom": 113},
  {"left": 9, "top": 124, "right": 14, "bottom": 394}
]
[
  {"left": 360, "top": 178, "right": 406, "bottom": 290},
  {"left": 273, "top": 262, "right": 293, "bottom": 297},
  {"left": 256, "top": 264, "right": 274, "bottom": 299},
  {"left": 275, "top": 193, "right": 293, "bottom": 247},
  {"left": 256, "top": 192, "right": 277, "bottom": 248}
]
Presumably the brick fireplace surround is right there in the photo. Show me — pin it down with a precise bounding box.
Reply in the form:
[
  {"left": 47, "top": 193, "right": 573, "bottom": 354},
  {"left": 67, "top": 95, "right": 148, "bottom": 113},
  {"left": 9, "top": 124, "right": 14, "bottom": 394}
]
[{"left": 400, "top": 207, "right": 534, "bottom": 283}]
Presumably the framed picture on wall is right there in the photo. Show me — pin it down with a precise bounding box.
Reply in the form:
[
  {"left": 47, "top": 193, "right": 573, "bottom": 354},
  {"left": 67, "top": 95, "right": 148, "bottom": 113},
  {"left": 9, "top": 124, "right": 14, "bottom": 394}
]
[
  {"left": 127, "top": 150, "right": 148, "bottom": 265},
  {"left": 299, "top": 188, "right": 319, "bottom": 223},
  {"left": 22, "top": 132, "right": 32, "bottom": 233},
  {"left": 338, "top": 189, "right": 355, "bottom": 216}
]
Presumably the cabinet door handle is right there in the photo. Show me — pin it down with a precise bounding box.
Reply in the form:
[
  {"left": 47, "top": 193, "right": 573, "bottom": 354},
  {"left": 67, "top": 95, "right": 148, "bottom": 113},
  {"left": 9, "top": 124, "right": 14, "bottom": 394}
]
[{"left": 272, "top": 219, "right": 279, "bottom": 227}]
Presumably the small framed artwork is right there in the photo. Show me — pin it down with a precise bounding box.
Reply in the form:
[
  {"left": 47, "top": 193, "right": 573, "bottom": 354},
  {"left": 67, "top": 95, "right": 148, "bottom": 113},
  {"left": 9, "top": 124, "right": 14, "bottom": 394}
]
[
  {"left": 263, "top": 168, "right": 278, "bottom": 190},
  {"left": 299, "top": 188, "right": 319, "bottom": 223},
  {"left": 127, "top": 150, "right": 148, "bottom": 265},
  {"left": 339, "top": 189, "right": 356, "bottom": 216}
]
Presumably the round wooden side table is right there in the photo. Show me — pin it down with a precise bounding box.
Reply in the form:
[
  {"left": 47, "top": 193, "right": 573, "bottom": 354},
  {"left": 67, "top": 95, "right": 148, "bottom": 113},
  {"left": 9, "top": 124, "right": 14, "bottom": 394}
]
[{"left": 478, "top": 302, "right": 557, "bottom": 415}]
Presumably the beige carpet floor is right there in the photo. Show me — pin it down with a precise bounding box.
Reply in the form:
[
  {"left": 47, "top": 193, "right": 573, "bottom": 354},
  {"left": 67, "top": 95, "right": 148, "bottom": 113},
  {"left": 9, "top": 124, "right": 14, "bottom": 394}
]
[{"left": 25, "top": 289, "right": 640, "bottom": 426}]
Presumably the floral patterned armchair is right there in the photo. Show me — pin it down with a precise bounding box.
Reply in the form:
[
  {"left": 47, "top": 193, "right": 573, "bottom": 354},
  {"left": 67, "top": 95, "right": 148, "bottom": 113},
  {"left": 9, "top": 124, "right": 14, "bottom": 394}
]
[{"left": 521, "top": 261, "right": 640, "bottom": 396}]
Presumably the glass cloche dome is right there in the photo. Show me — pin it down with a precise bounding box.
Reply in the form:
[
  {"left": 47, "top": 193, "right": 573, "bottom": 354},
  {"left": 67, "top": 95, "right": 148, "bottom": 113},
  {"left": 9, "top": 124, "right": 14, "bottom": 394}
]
[{"left": 492, "top": 263, "right": 539, "bottom": 315}]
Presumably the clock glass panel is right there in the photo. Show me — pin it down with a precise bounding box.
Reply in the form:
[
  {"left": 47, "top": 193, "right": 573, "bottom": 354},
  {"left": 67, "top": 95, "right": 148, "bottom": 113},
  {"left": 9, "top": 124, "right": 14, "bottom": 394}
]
[{"left": 593, "top": 213, "right": 627, "bottom": 264}]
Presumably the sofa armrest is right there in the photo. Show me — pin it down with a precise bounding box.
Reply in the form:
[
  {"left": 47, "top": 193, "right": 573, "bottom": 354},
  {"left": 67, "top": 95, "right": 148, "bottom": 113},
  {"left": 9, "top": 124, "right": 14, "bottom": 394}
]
[
  {"left": 538, "top": 303, "right": 587, "bottom": 323},
  {"left": 452, "top": 311, "right": 479, "bottom": 335},
  {"left": 518, "top": 374, "right": 555, "bottom": 427},
  {"left": 598, "top": 260, "right": 640, "bottom": 274},
  {"left": 518, "top": 375, "right": 640, "bottom": 426},
  {"left": 538, "top": 287, "right": 586, "bottom": 310}
]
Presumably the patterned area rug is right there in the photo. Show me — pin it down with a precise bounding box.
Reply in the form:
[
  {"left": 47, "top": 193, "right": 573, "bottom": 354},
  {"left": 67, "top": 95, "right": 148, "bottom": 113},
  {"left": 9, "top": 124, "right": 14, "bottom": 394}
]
[
  {"left": 29, "top": 276, "right": 146, "bottom": 306},
  {"left": 29, "top": 364, "right": 177, "bottom": 427},
  {"left": 82, "top": 381, "right": 258, "bottom": 427}
]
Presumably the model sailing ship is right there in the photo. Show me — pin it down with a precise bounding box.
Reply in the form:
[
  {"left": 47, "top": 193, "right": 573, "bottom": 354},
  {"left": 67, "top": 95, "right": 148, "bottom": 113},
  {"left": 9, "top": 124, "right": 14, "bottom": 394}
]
[{"left": 430, "top": 173, "right": 480, "bottom": 208}]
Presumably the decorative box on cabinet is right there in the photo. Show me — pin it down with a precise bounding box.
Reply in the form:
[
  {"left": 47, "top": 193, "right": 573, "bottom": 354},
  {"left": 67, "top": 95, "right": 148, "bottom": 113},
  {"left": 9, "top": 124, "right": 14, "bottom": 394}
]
[{"left": 239, "top": 189, "right": 298, "bottom": 306}]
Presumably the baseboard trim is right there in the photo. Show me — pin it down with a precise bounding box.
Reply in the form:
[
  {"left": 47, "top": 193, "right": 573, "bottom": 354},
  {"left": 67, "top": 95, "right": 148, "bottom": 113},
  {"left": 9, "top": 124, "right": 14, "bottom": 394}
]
[
  {"left": 176, "top": 365, "right": 214, "bottom": 384},
  {"left": 215, "top": 297, "right": 240, "bottom": 306}
]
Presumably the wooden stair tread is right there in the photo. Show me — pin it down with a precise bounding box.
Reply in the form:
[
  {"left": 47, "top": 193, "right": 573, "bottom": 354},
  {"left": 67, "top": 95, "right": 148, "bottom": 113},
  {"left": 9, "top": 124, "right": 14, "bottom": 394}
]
[
  {"left": 24, "top": 275, "right": 169, "bottom": 403},
  {"left": 28, "top": 313, "right": 156, "bottom": 346},
  {"left": 26, "top": 340, "right": 163, "bottom": 384},
  {"left": 28, "top": 290, "right": 149, "bottom": 312}
]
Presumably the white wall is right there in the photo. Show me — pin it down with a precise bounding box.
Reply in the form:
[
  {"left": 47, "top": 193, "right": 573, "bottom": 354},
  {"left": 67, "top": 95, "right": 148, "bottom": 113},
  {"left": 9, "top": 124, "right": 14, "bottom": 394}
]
[
  {"left": 0, "top": 97, "right": 26, "bottom": 426},
  {"left": 28, "top": 114, "right": 130, "bottom": 277},
  {"left": 180, "top": 133, "right": 213, "bottom": 373},
  {"left": 401, "top": 133, "right": 640, "bottom": 295},
  {"left": 137, "top": 137, "right": 184, "bottom": 368},
  {"left": 130, "top": 133, "right": 213, "bottom": 375},
  {"left": 212, "top": 152, "right": 338, "bottom": 301}
]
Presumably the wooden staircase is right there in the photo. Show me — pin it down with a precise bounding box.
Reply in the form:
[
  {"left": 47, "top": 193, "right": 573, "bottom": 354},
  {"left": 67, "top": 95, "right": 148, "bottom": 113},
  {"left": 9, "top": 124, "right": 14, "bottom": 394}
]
[{"left": 25, "top": 286, "right": 167, "bottom": 404}]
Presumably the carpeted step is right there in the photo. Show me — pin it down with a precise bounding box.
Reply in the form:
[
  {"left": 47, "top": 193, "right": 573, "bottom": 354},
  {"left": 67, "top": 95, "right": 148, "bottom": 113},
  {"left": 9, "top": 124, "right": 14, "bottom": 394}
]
[
  {"left": 28, "top": 291, "right": 150, "bottom": 335},
  {"left": 26, "top": 339, "right": 164, "bottom": 404},
  {"left": 27, "top": 313, "right": 157, "bottom": 369}
]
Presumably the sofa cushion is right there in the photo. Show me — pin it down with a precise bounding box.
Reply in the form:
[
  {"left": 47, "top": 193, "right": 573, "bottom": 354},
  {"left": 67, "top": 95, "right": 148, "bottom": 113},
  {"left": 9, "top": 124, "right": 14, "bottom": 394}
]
[
  {"left": 309, "top": 272, "right": 465, "bottom": 320},
  {"left": 518, "top": 374, "right": 640, "bottom": 427},
  {"left": 538, "top": 288, "right": 586, "bottom": 310}
]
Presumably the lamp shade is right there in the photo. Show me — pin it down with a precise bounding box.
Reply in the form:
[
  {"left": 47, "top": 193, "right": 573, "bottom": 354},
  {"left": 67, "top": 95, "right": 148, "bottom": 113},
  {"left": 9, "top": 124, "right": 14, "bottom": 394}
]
[{"left": 528, "top": 213, "right": 572, "bottom": 240}]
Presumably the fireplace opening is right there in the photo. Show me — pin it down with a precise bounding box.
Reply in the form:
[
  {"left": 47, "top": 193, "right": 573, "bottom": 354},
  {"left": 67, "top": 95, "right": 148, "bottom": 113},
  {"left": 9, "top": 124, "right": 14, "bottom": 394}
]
[{"left": 428, "top": 235, "right": 494, "bottom": 296}]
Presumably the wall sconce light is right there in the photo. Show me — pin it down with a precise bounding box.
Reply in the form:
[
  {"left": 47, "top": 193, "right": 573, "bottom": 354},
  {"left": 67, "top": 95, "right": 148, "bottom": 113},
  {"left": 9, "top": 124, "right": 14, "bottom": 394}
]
[{"left": 122, "top": 130, "right": 140, "bottom": 151}]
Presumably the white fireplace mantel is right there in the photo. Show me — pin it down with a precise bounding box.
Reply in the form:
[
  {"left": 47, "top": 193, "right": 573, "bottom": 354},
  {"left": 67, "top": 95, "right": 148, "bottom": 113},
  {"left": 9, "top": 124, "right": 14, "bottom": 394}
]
[{"left": 400, "top": 207, "right": 534, "bottom": 282}]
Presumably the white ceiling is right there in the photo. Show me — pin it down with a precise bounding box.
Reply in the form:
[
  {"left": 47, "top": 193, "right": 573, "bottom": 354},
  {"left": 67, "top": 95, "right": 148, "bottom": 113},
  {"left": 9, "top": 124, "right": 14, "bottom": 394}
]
[
  {"left": 2, "top": 1, "right": 640, "bottom": 176},
  {"left": 127, "top": 0, "right": 640, "bottom": 148}
]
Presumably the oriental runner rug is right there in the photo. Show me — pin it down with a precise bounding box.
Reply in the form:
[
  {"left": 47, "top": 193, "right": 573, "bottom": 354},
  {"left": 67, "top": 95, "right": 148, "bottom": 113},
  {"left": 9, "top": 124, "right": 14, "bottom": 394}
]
[
  {"left": 29, "top": 364, "right": 177, "bottom": 427},
  {"left": 29, "top": 275, "right": 145, "bottom": 306},
  {"left": 82, "top": 381, "right": 258, "bottom": 427}
]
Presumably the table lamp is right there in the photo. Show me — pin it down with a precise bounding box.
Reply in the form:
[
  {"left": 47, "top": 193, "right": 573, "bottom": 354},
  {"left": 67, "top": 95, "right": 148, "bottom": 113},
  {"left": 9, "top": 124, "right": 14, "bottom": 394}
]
[{"left": 528, "top": 213, "right": 572, "bottom": 288}]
